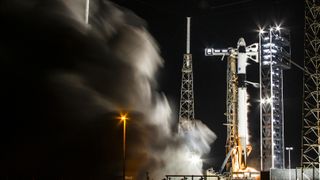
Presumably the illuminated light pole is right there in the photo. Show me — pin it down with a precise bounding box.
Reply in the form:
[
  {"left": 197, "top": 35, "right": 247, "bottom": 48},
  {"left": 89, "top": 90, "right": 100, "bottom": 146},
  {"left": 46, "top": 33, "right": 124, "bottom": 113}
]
[
  {"left": 118, "top": 113, "right": 129, "bottom": 180},
  {"left": 286, "top": 147, "right": 293, "bottom": 180},
  {"left": 286, "top": 147, "right": 293, "bottom": 169}
]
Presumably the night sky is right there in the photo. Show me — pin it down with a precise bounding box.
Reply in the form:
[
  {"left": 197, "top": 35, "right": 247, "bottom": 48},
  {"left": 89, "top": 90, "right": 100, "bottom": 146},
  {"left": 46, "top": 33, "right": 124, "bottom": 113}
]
[
  {"left": 111, "top": 0, "right": 305, "bottom": 170},
  {"left": 0, "top": 0, "right": 305, "bottom": 178}
]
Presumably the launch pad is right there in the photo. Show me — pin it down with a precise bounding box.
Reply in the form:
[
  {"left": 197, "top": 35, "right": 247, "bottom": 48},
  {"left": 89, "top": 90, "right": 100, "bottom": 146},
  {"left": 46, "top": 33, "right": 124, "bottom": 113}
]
[
  {"left": 174, "top": 0, "right": 320, "bottom": 176},
  {"left": 165, "top": 171, "right": 260, "bottom": 180}
]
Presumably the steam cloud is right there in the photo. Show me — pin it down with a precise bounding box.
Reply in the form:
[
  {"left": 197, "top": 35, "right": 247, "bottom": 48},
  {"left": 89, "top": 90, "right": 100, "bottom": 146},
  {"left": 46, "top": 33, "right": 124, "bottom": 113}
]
[{"left": 0, "top": 0, "right": 216, "bottom": 179}]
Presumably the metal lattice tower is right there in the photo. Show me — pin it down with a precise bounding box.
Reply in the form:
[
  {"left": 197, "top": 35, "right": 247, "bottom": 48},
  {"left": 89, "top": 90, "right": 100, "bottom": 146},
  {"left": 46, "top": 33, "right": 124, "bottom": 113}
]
[
  {"left": 179, "top": 17, "right": 195, "bottom": 132},
  {"left": 225, "top": 53, "right": 238, "bottom": 171},
  {"left": 259, "top": 27, "right": 291, "bottom": 171},
  {"left": 205, "top": 48, "right": 239, "bottom": 172},
  {"left": 205, "top": 41, "right": 258, "bottom": 173},
  {"left": 301, "top": 0, "right": 320, "bottom": 171}
]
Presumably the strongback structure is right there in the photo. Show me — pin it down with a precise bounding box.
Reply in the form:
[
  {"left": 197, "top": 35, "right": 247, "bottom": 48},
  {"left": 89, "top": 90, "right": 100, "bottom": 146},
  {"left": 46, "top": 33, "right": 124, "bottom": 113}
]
[
  {"left": 206, "top": 48, "right": 238, "bottom": 172},
  {"left": 259, "top": 27, "right": 291, "bottom": 171},
  {"left": 302, "top": 0, "right": 320, "bottom": 173},
  {"left": 179, "top": 17, "right": 195, "bottom": 132},
  {"left": 225, "top": 53, "right": 238, "bottom": 172}
]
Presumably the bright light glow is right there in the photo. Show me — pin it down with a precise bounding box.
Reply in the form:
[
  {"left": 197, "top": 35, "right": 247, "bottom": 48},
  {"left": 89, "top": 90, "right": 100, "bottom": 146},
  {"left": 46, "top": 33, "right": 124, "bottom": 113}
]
[
  {"left": 205, "top": 48, "right": 213, "bottom": 56},
  {"left": 119, "top": 113, "right": 128, "bottom": 122},
  {"left": 262, "top": 61, "right": 270, "bottom": 65},
  {"left": 286, "top": 147, "right": 293, "bottom": 150},
  {"left": 263, "top": 55, "right": 271, "bottom": 59},
  {"left": 232, "top": 167, "right": 260, "bottom": 178},
  {"left": 261, "top": 97, "right": 272, "bottom": 104},
  {"left": 276, "top": 26, "right": 281, "bottom": 31},
  {"left": 263, "top": 49, "right": 277, "bottom": 54},
  {"left": 259, "top": 28, "right": 265, "bottom": 34},
  {"left": 262, "top": 43, "right": 275, "bottom": 48},
  {"left": 188, "top": 154, "right": 201, "bottom": 164}
]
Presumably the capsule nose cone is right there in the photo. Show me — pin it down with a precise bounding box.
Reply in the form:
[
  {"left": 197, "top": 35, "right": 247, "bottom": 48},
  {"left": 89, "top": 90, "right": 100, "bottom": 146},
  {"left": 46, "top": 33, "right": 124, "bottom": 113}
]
[{"left": 237, "top": 37, "right": 246, "bottom": 48}]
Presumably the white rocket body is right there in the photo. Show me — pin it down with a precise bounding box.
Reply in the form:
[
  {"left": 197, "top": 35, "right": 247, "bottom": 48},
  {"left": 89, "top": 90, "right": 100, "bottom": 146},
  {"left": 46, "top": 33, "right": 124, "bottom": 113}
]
[{"left": 237, "top": 38, "right": 248, "bottom": 169}]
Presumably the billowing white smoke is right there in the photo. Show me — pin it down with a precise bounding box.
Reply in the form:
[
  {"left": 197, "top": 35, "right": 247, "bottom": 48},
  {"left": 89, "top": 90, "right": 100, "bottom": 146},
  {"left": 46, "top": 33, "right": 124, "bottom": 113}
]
[
  {"left": 151, "top": 120, "right": 216, "bottom": 177},
  {"left": 1, "top": 0, "right": 216, "bottom": 178}
]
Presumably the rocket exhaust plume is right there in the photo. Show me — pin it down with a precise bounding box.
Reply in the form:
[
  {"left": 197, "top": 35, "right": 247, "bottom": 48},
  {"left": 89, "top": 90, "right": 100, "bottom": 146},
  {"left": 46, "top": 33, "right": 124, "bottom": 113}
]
[{"left": 0, "top": 0, "right": 216, "bottom": 179}]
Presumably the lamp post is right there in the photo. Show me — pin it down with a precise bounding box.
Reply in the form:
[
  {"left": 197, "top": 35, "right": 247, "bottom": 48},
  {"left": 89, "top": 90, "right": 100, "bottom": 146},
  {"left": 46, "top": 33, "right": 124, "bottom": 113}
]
[
  {"left": 118, "top": 113, "right": 129, "bottom": 180},
  {"left": 286, "top": 147, "right": 293, "bottom": 180}
]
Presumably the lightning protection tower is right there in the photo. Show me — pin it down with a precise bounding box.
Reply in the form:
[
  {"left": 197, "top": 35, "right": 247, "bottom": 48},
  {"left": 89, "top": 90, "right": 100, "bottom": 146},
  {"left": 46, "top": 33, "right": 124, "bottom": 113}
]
[
  {"left": 301, "top": 0, "right": 320, "bottom": 174},
  {"left": 179, "top": 17, "right": 195, "bottom": 132},
  {"left": 259, "top": 27, "right": 291, "bottom": 171}
]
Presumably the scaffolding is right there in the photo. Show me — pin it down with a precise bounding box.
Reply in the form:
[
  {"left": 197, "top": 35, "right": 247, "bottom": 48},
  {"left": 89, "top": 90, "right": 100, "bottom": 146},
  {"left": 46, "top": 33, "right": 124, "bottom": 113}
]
[
  {"left": 225, "top": 53, "right": 238, "bottom": 171},
  {"left": 205, "top": 47, "right": 239, "bottom": 172},
  {"left": 205, "top": 40, "right": 258, "bottom": 173}
]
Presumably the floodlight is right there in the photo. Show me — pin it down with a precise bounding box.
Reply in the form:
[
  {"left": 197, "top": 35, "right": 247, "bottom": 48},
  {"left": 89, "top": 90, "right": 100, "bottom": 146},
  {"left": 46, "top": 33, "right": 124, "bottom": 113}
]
[{"left": 259, "top": 28, "right": 265, "bottom": 34}]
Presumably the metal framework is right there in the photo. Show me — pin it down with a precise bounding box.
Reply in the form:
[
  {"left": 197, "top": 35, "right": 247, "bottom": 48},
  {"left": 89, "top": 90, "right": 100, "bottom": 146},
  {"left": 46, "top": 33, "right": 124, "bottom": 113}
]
[
  {"left": 301, "top": 0, "right": 320, "bottom": 173},
  {"left": 225, "top": 53, "right": 238, "bottom": 171},
  {"left": 205, "top": 47, "right": 239, "bottom": 172},
  {"left": 179, "top": 17, "right": 195, "bottom": 132},
  {"left": 165, "top": 172, "right": 259, "bottom": 180},
  {"left": 205, "top": 41, "right": 258, "bottom": 173},
  {"left": 259, "top": 27, "right": 291, "bottom": 171},
  {"left": 205, "top": 48, "right": 238, "bottom": 172}
]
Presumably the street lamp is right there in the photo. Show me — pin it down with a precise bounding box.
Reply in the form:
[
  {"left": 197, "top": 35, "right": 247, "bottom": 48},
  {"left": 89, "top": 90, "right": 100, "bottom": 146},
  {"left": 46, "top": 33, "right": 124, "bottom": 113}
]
[
  {"left": 286, "top": 147, "right": 293, "bottom": 169},
  {"left": 286, "top": 147, "right": 293, "bottom": 180},
  {"left": 118, "top": 113, "right": 129, "bottom": 180}
]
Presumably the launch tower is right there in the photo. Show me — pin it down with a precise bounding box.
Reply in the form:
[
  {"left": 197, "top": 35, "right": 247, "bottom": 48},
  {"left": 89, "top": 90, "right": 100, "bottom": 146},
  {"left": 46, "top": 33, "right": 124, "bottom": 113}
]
[
  {"left": 206, "top": 47, "right": 238, "bottom": 172},
  {"left": 205, "top": 39, "right": 258, "bottom": 173},
  {"left": 259, "top": 27, "right": 291, "bottom": 171}
]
